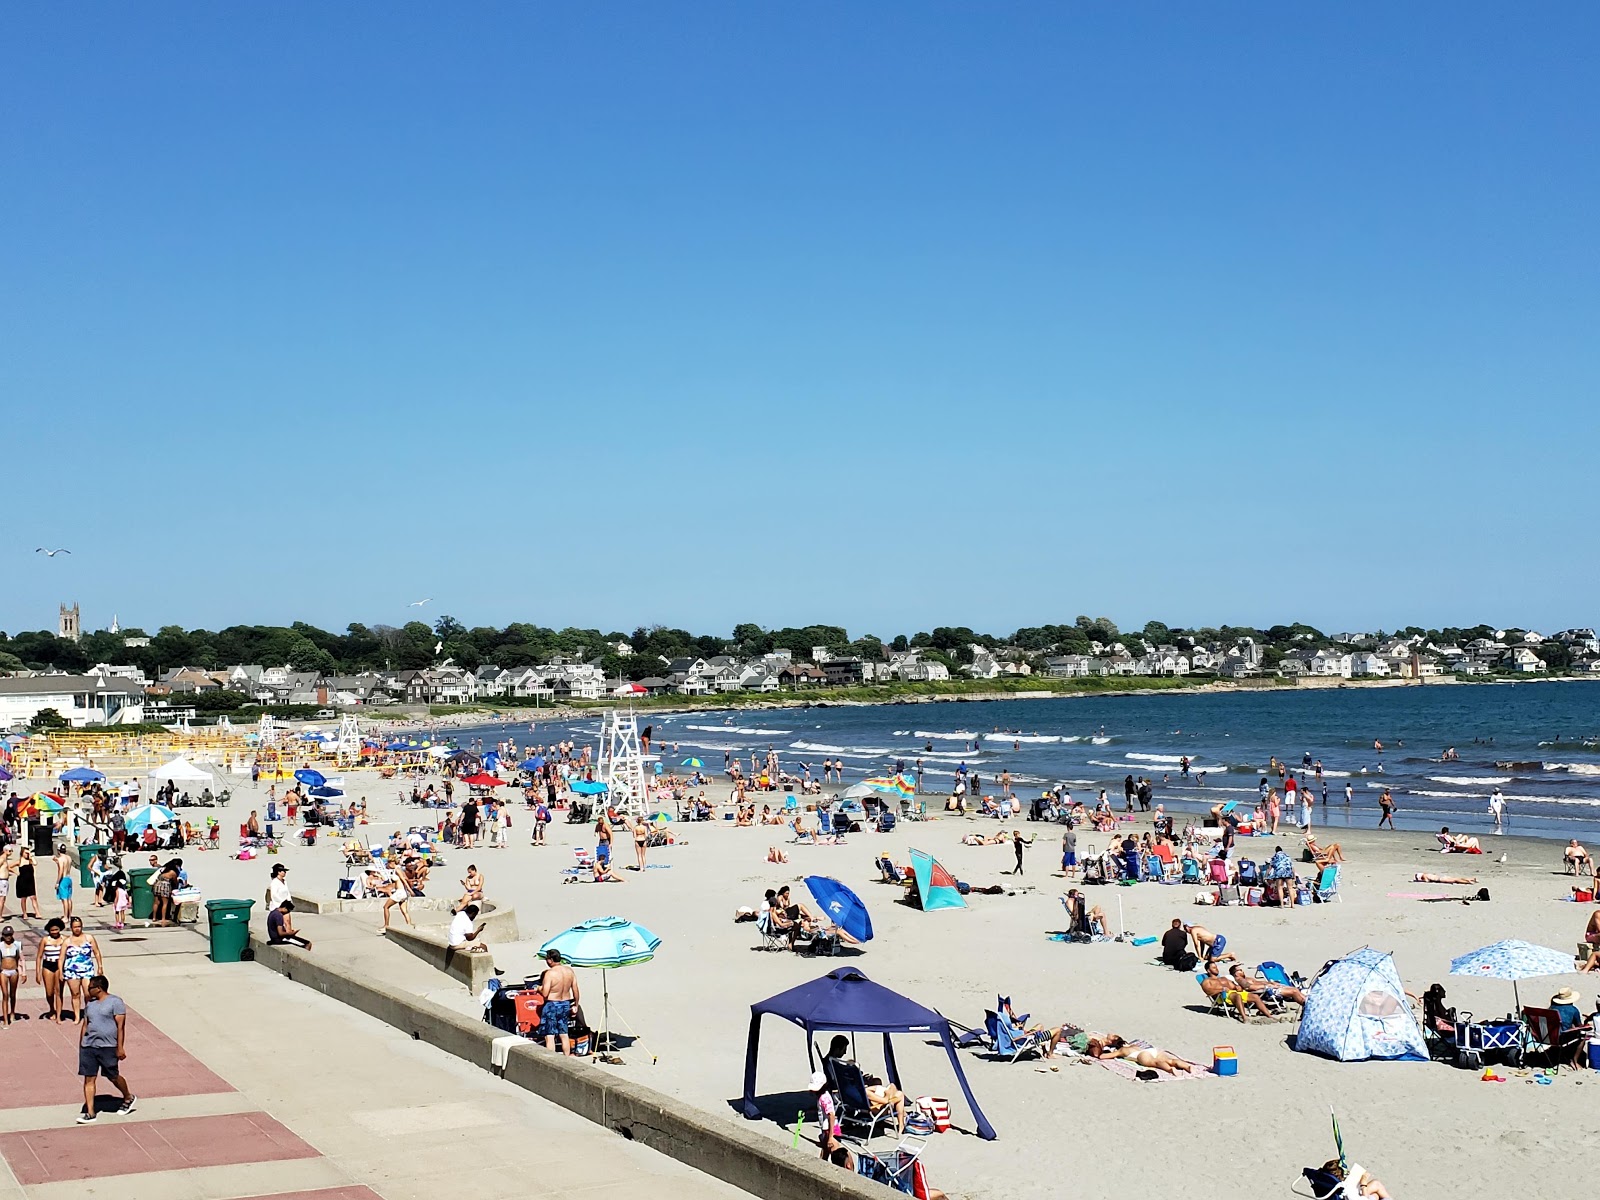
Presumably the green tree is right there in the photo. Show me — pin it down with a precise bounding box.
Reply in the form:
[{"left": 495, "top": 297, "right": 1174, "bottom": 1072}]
[{"left": 30, "top": 707, "right": 69, "bottom": 731}]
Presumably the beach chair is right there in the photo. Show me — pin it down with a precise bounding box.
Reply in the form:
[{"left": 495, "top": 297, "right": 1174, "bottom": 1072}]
[
  {"left": 1521, "top": 1006, "right": 1589, "bottom": 1070},
  {"left": 1313, "top": 865, "right": 1341, "bottom": 903},
  {"left": 877, "top": 809, "right": 897, "bottom": 834},
  {"left": 830, "top": 1060, "right": 896, "bottom": 1143},
  {"left": 986, "top": 1010, "right": 1050, "bottom": 1063},
  {"left": 1207, "top": 858, "right": 1230, "bottom": 886},
  {"left": 755, "top": 913, "right": 788, "bottom": 952},
  {"left": 1236, "top": 859, "right": 1259, "bottom": 887},
  {"left": 1180, "top": 856, "right": 1202, "bottom": 884},
  {"left": 1255, "top": 961, "right": 1304, "bottom": 989},
  {"left": 1058, "top": 894, "right": 1093, "bottom": 942}
]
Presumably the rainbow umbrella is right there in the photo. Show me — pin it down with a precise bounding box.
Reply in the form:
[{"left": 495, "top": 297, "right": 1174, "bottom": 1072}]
[
  {"left": 26, "top": 793, "right": 65, "bottom": 816},
  {"left": 863, "top": 775, "right": 915, "bottom": 800}
]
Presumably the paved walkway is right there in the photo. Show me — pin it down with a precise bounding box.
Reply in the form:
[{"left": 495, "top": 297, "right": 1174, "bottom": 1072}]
[{"left": 0, "top": 911, "right": 751, "bottom": 1200}]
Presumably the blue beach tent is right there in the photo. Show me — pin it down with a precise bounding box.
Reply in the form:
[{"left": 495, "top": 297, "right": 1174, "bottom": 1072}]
[
  {"left": 910, "top": 848, "right": 967, "bottom": 912},
  {"left": 1295, "top": 948, "right": 1427, "bottom": 1062},
  {"left": 741, "top": 968, "right": 996, "bottom": 1139}
]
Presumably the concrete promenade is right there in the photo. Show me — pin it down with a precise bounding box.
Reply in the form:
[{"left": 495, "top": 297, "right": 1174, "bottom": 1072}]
[{"left": 0, "top": 912, "right": 753, "bottom": 1200}]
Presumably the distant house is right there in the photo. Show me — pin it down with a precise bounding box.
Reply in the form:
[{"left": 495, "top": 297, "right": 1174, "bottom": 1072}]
[
  {"left": 1455, "top": 660, "right": 1490, "bottom": 676},
  {"left": 1506, "top": 648, "right": 1546, "bottom": 674},
  {"left": 740, "top": 670, "right": 781, "bottom": 693},
  {"left": 1310, "top": 651, "right": 1353, "bottom": 678},
  {"left": 822, "top": 658, "right": 868, "bottom": 687},
  {"left": 779, "top": 664, "right": 826, "bottom": 689},
  {"left": 1218, "top": 654, "right": 1257, "bottom": 679},
  {"left": 0, "top": 674, "right": 145, "bottom": 729},
  {"left": 474, "top": 666, "right": 510, "bottom": 698},
  {"left": 1350, "top": 652, "right": 1390, "bottom": 678},
  {"left": 1044, "top": 655, "right": 1094, "bottom": 679}
]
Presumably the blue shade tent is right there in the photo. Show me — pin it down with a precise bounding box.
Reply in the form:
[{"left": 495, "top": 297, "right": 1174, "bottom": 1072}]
[
  {"left": 293, "top": 769, "right": 326, "bottom": 788},
  {"left": 741, "top": 968, "right": 996, "bottom": 1140},
  {"left": 803, "top": 876, "right": 874, "bottom": 944},
  {"left": 1295, "top": 948, "right": 1427, "bottom": 1062},
  {"left": 59, "top": 767, "right": 106, "bottom": 783},
  {"left": 569, "top": 780, "right": 609, "bottom": 796},
  {"left": 910, "top": 849, "right": 967, "bottom": 912}
]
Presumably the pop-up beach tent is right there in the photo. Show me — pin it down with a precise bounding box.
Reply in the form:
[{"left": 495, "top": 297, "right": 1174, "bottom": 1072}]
[
  {"left": 1295, "top": 948, "right": 1427, "bottom": 1062},
  {"left": 909, "top": 848, "right": 966, "bottom": 912},
  {"left": 147, "top": 757, "right": 214, "bottom": 788},
  {"left": 741, "top": 967, "right": 996, "bottom": 1139}
]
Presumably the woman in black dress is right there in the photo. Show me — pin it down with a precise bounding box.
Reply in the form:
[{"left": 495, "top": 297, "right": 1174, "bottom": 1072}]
[
  {"left": 459, "top": 799, "right": 480, "bottom": 849},
  {"left": 14, "top": 849, "right": 39, "bottom": 919}
]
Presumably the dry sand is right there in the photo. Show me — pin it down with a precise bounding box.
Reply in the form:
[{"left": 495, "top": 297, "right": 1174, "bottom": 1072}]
[{"left": 58, "top": 772, "right": 1600, "bottom": 1199}]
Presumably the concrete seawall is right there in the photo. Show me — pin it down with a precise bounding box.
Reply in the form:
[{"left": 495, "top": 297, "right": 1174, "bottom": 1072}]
[{"left": 248, "top": 936, "right": 885, "bottom": 1200}]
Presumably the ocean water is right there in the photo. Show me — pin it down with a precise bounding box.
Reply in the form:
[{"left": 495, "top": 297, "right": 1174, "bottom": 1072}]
[{"left": 454, "top": 681, "right": 1600, "bottom": 842}]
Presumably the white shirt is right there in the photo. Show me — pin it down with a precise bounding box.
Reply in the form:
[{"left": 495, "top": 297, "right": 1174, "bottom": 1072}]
[
  {"left": 265, "top": 877, "right": 291, "bottom": 909},
  {"left": 448, "top": 910, "right": 477, "bottom": 947}
]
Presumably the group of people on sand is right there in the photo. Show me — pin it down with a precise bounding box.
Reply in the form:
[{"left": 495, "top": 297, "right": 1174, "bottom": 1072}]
[{"left": 1156, "top": 918, "right": 1309, "bottom": 1022}]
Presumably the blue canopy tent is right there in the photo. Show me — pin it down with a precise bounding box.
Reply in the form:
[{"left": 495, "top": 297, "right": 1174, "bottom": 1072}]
[{"left": 741, "top": 967, "right": 996, "bottom": 1140}]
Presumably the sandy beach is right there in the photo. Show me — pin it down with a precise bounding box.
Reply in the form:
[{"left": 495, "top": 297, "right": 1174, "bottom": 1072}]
[{"left": 38, "top": 762, "right": 1600, "bottom": 1200}]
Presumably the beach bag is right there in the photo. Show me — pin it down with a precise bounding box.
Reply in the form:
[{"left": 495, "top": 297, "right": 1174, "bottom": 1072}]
[{"left": 914, "top": 1096, "right": 951, "bottom": 1132}]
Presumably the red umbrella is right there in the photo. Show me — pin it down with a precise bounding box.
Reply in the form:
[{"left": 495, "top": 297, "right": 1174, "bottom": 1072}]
[{"left": 459, "top": 772, "right": 506, "bottom": 788}]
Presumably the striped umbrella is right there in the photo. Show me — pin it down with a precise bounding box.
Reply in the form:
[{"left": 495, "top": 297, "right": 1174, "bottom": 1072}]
[
  {"left": 863, "top": 774, "right": 915, "bottom": 799},
  {"left": 124, "top": 803, "right": 178, "bottom": 832}
]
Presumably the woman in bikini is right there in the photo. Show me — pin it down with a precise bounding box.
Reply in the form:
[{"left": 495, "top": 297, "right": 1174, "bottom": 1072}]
[
  {"left": 60, "top": 916, "right": 102, "bottom": 1022},
  {"left": 631, "top": 815, "right": 650, "bottom": 871},
  {"left": 1089, "top": 1035, "right": 1200, "bottom": 1076},
  {"left": 0, "top": 925, "right": 23, "bottom": 1025},
  {"left": 456, "top": 865, "right": 485, "bottom": 911},
  {"left": 36, "top": 917, "right": 66, "bottom": 1021}
]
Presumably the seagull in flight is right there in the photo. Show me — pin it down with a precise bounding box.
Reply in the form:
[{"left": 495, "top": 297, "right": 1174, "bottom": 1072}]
[
  {"left": 408, "top": 597, "right": 432, "bottom": 607},
  {"left": 36, "top": 547, "right": 72, "bottom": 557}
]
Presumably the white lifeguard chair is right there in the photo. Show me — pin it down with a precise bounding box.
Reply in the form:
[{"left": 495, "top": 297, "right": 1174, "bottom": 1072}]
[
  {"left": 596, "top": 708, "right": 658, "bottom": 817},
  {"left": 335, "top": 715, "right": 362, "bottom": 764}
]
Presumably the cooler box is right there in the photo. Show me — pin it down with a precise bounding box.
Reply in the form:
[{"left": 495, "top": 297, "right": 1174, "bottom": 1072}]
[
  {"left": 1588, "top": 1040, "right": 1600, "bottom": 1071},
  {"left": 1213, "top": 1046, "right": 1238, "bottom": 1076},
  {"left": 514, "top": 991, "right": 545, "bottom": 1034},
  {"left": 914, "top": 1096, "right": 951, "bottom": 1132}
]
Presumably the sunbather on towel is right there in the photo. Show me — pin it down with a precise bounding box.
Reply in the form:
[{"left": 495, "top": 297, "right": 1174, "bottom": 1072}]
[
  {"left": 1200, "top": 962, "right": 1273, "bottom": 1021},
  {"left": 1230, "top": 964, "right": 1306, "bottom": 1008},
  {"left": 1414, "top": 872, "right": 1477, "bottom": 884},
  {"left": 1088, "top": 1035, "right": 1201, "bottom": 1076}
]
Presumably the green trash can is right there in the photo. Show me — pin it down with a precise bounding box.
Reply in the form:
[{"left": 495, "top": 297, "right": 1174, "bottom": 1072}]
[
  {"left": 205, "top": 899, "right": 256, "bottom": 964},
  {"left": 78, "top": 845, "right": 108, "bottom": 888},
  {"left": 129, "top": 867, "right": 156, "bottom": 920}
]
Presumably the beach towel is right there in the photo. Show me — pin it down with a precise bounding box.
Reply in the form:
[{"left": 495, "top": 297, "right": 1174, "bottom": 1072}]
[{"left": 1090, "top": 1054, "right": 1210, "bottom": 1083}]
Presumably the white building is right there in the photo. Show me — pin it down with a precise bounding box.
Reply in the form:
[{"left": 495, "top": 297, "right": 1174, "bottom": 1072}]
[
  {"left": 1350, "top": 652, "right": 1391, "bottom": 677},
  {"left": 1506, "top": 648, "right": 1547, "bottom": 674},
  {"left": 0, "top": 675, "right": 145, "bottom": 729},
  {"left": 1310, "top": 651, "right": 1353, "bottom": 678}
]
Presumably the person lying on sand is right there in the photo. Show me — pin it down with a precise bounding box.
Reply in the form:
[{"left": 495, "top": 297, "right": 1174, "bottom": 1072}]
[
  {"left": 766, "top": 846, "right": 788, "bottom": 864},
  {"left": 1414, "top": 872, "right": 1477, "bottom": 884},
  {"left": 1087, "top": 1035, "right": 1201, "bottom": 1076},
  {"left": 962, "top": 832, "right": 1007, "bottom": 846},
  {"left": 1200, "top": 962, "right": 1273, "bottom": 1021}
]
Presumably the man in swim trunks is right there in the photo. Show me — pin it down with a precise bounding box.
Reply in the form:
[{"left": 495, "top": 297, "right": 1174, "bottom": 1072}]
[
  {"left": 1200, "top": 962, "right": 1272, "bottom": 1021},
  {"left": 539, "top": 948, "right": 581, "bottom": 1056},
  {"left": 1229, "top": 964, "right": 1306, "bottom": 1009}
]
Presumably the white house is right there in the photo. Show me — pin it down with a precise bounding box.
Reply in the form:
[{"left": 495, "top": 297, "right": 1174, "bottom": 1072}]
[
  {"left": 1044, "top": 655, "right": 1094, "bottom": 678},
  {"left": 1506, "top": 648, "right": 1546, "bottom": 674},
  {"left": 1310, "top": 650, "right": 1353, "bottom": 678},
  {"left": 1351, "top": 652, "right": 1391, "bottom": 677},
  {"left": 0, "top": 675, "right": 145, "bottom": 729},
  {"left": 1455, "top": 660, "right": 1491, "bottom": 676}
]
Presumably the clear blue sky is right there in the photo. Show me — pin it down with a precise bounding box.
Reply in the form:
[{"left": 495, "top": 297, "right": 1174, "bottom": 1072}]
[{"left": 5, "top": 4, "right": 1595, "bottom": 641}]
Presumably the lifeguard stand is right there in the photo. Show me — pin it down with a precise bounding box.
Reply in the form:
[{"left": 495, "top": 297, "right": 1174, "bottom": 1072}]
[
  {"left": 335, "top": 715, "right": 362, "bottom": 764},
  {"left": 596, "top": 708, "right": 657, "bottom": 817}
]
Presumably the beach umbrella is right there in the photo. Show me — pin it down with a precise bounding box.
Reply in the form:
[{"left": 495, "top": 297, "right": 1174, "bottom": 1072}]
[
  {"left": 26, "top": 793, "right": 65, "bottom": 815},
  {"left": 0, "top": 768, "right": 12, "bottom": 783},
  {"left": 459, "top": 772, "right": 506, "bottom": 788},
  {"left": 841, "top": 782, "right": 876, "bottom": 800},
  {"left": 539, "top": 916, "right": 662, "bottom": 1055},
  {"left": 680, "top": 757, "right": 704, "bottom": 769},
  {"left": 308, "top": 785, "right": 344, "bottom": 799},
  {"left": 294, "top": 769, "right": 326, "bottom": 788},
  {"left": 124, "top": 803, "right": 178, "bottom": 832},
  {"left": 863, "top": 775, "right": 915, "bottom": 800},
  {"left": 384, "top": 739, "right": 411, "bottom": 751},
  {"left": 519, "top": 757, "right": 545, "bottom": 772},
  {"left": 428, "top": 746, "right": 453, "bottom": 759},
  {"left": 59, "top": 767, "right": 105, "bottom": 783},
  {"left": 569, "top": 780, "right": 609, "bottom": 796},
  {"left": 803, "top": 875, "right": 874, "bottom": 944},
  {"left": 1450, "top": 938, "right": 1578, "bottom": 1009}
]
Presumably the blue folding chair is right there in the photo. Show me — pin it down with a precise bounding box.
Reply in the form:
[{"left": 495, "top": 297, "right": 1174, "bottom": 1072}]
[
  {"left": 830, "top": 1059, "right": 896, "bottom": 1142},
  {"left": 1314, "top": 865, "right": 1341, "bottom": 902},
  {"left": 985, "top": 1010, "right": 1051, "bottom": 1062}
]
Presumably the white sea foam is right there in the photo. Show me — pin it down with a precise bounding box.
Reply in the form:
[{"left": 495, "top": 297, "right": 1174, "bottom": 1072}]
[
  {"left": 1545, "top": 763, "right": 1600, "bottom": 776},
  {"left": 1429, "top": 776, "right": 1513, "bottom": 786},
  {"left": 790, "top": 741, "right": 891, "bottom": 758},
  {"left": 1125, "top": 753, "right": 1185, "bottom": 764},
  {"left": 1089, "top": 737, "right": 1113, "bottom": 745},
  {"left": 913, "top": 731, "right": 981, "bottom": 742},
  {"left": 684, "top": 724, "right": 791, "bottom": 736}
]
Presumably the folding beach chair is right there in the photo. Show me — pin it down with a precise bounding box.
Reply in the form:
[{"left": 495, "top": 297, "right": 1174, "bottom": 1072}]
[
  {"left": 1058, "top": 894, "right": 1093, "bottom": 942},
  {"left": 1313, "top": 865, "right": 1341, "bottom": 903},
  {"left": 985, "top": 1010, "right": 1050, "bottom": 1062},
  {"left": 831, "top": 1060, "right": 896, "bottom": 1143},
  {"left": 754, "top": 913, "right": 788, "bottom": 952},
  {"left": 1521, "top": 1006, "right": 1589, "bottom": 1071},
  {"left": 1207, "top": 858, "right": 1231, "bottom": 886},
  {"left": 1255, "top": 961, "right": 1305, "bottom": 989},
  {"left": 1180, "top": 856, "right": 1202, "bottom": 884}
]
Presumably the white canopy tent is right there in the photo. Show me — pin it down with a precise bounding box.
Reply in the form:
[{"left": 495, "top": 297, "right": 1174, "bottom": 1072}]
[{"left": 147, "top": 757, "right": 215, "bottom": 789}]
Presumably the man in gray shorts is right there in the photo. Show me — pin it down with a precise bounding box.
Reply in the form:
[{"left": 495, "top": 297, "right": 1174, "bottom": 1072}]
[{"left": 77, "top": 974, "right": 136, "bottom": 1124}]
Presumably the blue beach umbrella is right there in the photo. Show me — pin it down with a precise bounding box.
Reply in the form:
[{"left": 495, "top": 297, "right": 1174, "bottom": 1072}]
[
  {"left": 124, "top": 803, "right": 178, "bottom": 833},
  {"left": 680, "top": 757, "right": 704, "bottom": 769},
  {"left": 519, "top": 757, "right": 546, "bottom": 772},
  {"left": 539, "top": 916, "right": 663, "bottom": 1050},
  {"left": 294, "top": 769, "right": 326, "bottom": 788},
  {"left": 803, "top": 875, "right": 874, "bottom": 944},
  {"left": 1450, "top": 938, "right": 1578, "bottom": 1009},
  {"left": 569, "top": 780, "right": 609, "bottom": 796},
  {"left": 59, "top": 767, "right": 106, "bottom": 783},
  {"left": 308, "top": 785, "right": 344, "bottom": 799}
]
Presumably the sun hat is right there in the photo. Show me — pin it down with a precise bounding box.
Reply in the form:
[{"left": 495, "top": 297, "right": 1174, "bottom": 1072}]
[
  {"left": 1553, "top": 987, "right": 1581, "bottom": 1006},
  {"left": 810, "top": 1071, "right": 827, "bottom": 1090}
]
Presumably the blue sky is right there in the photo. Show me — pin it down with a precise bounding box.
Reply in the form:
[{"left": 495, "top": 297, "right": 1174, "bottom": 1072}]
[{"left": 4, "top": 4, "right": 1595, "bottom": 641}]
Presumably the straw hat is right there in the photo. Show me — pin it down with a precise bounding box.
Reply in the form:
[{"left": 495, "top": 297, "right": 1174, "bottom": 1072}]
[{"left": 1553, "top": 987, "right": 1581, "bottom": 1006}]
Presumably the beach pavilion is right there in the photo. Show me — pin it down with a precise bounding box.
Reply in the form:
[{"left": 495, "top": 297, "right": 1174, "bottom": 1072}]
[{"left": 741, "top": 967, "right": 997, "bottom": 1140}]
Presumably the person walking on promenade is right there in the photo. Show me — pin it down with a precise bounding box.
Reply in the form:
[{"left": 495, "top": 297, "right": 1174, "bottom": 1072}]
[
  {"left": 53, "top": 844, "right": 74, "bottom": 921},
  {"left": 76, "top": 974, "right": 135, "bottom": 1124}
]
